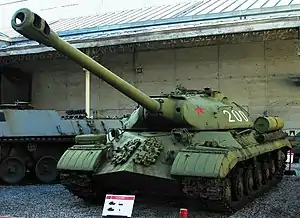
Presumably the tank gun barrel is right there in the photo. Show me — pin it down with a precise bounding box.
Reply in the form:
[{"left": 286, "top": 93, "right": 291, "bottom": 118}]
[{"left": 11, "top": 8, "right": 161, "bottom": 113}]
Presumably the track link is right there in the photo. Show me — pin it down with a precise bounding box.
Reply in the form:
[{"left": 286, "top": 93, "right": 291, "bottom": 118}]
[
  {"left": 60, "top": 171, "right": 98, "bottom": 202},
  {"left": 181, "top": 151, "right": 287, "bottom": 213}
]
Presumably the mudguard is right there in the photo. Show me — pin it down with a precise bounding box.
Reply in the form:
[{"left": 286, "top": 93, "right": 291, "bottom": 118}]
[
  {"left": 57, "top": 146, "right": 106, "bottom": 171},
  {"left": 170, "top": 139, "right": 290, "bottom": 178}
]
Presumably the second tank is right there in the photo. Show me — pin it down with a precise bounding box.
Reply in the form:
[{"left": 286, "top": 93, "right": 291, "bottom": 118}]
[{"left": 0, "top": 101, "right": 125, "bottom": 184}]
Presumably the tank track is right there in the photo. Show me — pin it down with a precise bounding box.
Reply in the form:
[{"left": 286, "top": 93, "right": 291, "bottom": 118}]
[
  {"left": 60, "top": 171, "right": 98, "bottom": 202},
  {"left": 181, "top": 155, "right": 287, "bottom": 213},
  {"left": 60, "top": 149, "right": 288, "bottom": 213}
]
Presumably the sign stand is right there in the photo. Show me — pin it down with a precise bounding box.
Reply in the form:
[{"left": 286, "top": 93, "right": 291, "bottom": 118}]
[
  {"left": 284, "top": 149, "right": 297, "bottom": 176},
  {"left": 102, "top": 194, "right": 135, "bottom": 218}
]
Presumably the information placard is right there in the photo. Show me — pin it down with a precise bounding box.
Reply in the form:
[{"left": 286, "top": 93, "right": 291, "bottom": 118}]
[{"left": 102, "top": 194, "right": 135, "bottom": 217}]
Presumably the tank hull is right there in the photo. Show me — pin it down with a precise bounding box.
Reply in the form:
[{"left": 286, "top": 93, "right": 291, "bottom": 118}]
[
  {"left": 0, "top": 109, "right": 124, "bottom": 185},
  {"left": 58, "top": 130, "right": 290, "bottom": 212}
]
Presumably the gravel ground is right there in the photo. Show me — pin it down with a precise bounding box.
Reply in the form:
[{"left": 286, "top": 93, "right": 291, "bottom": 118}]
[{"left": 0, "top": 164, "right": 299, "bottom": 218}]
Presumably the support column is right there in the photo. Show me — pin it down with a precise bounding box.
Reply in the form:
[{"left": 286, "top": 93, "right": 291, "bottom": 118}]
[{"left": 84, "top": 68, "right": 91, "bottom": 118}]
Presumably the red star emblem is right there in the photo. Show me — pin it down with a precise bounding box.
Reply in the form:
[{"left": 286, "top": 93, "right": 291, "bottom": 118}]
[{"left": 194, "top": 106, "right": 204, "bottom": 115}]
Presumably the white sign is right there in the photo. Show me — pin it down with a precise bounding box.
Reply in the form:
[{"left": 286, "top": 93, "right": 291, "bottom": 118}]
[
  {"left": 286, "top": 151, "right": 294, "bottom": 163},
  {"left": 102, "top": 194, "right": 135, "bottom": 217}
]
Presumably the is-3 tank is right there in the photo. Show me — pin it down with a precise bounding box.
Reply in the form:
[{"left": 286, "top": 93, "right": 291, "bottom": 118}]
[
  {"left": 11, "top": 8, "right": 291, "bottom": 212},
  {"left": 0, "top": 101, "right": 124, "bottom": 185}
]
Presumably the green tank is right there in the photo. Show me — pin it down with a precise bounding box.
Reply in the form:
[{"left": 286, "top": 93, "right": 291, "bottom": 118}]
[{"left": 11, "top": 8, "right": 291, "bottom": 213}]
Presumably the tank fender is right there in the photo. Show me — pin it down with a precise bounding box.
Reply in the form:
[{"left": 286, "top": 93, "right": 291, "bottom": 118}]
[
  {"left": 57, "top": 145, "right": 109, "bottom": 172},
  {"left": 191, "top": 132, "right": 244, "bottom": 149},
  {"left": 170, "top": 139, "right": 290, "bottom": 178},
  {"left": 170, "top": 149, "right": 236, "bottom": 178}
]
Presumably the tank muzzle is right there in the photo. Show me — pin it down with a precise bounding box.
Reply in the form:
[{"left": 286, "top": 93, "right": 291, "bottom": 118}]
[{"left": 11, "top": 8, "right": 55, "bottom": 47}]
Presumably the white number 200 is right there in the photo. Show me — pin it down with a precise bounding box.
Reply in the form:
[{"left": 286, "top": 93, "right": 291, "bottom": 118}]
[{"left": 222, "top": 109, "right": 249, "bottom": 123}]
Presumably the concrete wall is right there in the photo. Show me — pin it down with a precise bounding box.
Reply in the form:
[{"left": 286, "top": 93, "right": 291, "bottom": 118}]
[{"left": 15, "top": 39, "right": 300, "bottom": 129}]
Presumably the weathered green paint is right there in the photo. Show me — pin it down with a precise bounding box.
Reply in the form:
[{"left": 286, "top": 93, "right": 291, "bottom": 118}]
[
  {"left": 254, "top": 116, "right": 285, "bottom": 134},
  {"left": 56, "top": 128, "right": 290, "bottom": 180},
  {"left": 170, "top": 137, "right": 290, "bottom": 178},
  {"left": 57, "top": 147, "right": 105, "bottom": 171}
]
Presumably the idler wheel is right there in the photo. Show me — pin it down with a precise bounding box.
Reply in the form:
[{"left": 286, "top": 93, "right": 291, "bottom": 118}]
[
  {"left": 262, "top": 162, "right": 270, "bottom": 184},
  {"left": 243, "top": 168, "right": 254, "bottom": 195},
  {"left": 35, "top": 156, "right": 58, "bottom": 183},
  {"left": 0, "top": 157, "right": 26, "bottom": 184},
  {"left": 254, "top": 167, "right": 263, "bottom": 190},
  {"left": 231, "top": 169, "right": 244, "bottom": 201}
]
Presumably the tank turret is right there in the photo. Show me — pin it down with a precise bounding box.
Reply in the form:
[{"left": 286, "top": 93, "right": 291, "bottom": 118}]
[{"left": 11, "top": 8, "right": 253, "bottom": 130}]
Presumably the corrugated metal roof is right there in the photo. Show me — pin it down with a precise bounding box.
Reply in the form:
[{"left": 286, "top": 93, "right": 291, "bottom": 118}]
[
  {"left": 1, "top": 0, "right": 300, "bottom": 56},
  {"left": 0, "top": 32, "right": 8, "bottom": 37},
  {"left": 0, "top": 32, "right": 9, "bottom": 42},
  {"left": 41, "top": 0, "right": 300, "bottom": 35},
  {"left": 6, "top": 0, "right": 300, "bottom": 39}
]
